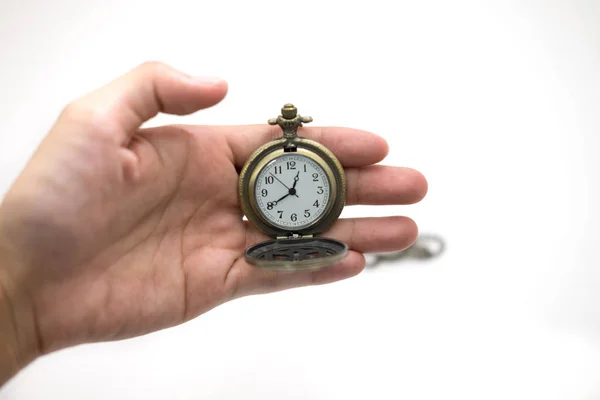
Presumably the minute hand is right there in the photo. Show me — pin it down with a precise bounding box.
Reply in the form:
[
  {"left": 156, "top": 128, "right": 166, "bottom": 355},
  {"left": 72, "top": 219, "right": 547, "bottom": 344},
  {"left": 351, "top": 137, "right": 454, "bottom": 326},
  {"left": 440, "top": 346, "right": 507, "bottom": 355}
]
[{"left": 272, "top": 193, "right": 289, "bottom": 205}]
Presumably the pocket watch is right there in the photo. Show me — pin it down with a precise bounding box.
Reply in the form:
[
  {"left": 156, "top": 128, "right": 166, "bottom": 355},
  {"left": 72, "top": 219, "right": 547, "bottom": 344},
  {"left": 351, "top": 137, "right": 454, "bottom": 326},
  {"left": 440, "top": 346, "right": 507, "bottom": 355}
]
[{"left": 238, "top": 104, "right": 348, "bottom": 271}]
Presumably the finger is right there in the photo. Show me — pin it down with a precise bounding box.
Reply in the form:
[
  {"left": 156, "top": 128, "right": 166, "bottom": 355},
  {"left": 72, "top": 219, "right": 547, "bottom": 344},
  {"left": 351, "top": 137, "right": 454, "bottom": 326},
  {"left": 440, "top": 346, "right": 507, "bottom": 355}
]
[
  {"left": 345, "top": 165, "right": 428, "bottom": 205},
  {"left": 60, "top": 62, "right": 228, "bottom": 144},
  {"left": 229, "top": 250, "right": 366, "bottom": 298},
  {"left": 220, "top": 125, "right": 389, "bottom": 169},
  {"left": 231, "top": 216, "right": 416, "bottom": 298},
  {"left": 325, "top": 216, "right": 418, "bottom": 253},
  {"left": 245, "top": 216, "right": 417, "bottom": 255}
]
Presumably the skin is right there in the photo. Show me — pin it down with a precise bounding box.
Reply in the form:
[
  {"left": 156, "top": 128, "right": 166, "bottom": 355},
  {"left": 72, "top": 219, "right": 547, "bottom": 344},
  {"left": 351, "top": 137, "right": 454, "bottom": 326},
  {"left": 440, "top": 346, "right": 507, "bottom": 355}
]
[{"left": 0, "top": 62, "right": 427, "bottom": 386}]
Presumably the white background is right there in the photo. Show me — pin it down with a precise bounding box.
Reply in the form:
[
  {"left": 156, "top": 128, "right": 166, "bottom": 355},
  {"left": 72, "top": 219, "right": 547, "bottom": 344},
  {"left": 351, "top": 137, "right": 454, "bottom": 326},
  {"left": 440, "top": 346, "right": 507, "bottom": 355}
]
[{"left": 1, "top": 0, "right": 599, "bottom": 398}]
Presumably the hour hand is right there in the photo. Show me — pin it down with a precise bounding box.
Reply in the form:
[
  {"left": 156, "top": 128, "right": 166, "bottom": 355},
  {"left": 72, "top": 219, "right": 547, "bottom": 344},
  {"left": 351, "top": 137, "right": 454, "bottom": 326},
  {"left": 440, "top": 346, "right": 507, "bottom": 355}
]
[{"left": 290, "top": 171, "right": 300, "bottom": 197}]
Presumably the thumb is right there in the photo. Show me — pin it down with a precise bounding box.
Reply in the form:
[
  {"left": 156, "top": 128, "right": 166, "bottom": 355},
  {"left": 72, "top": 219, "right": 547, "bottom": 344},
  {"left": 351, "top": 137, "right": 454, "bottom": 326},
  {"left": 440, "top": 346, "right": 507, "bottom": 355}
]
[{"left": 59, "top": 61, "right": 228, "bottom": 144}]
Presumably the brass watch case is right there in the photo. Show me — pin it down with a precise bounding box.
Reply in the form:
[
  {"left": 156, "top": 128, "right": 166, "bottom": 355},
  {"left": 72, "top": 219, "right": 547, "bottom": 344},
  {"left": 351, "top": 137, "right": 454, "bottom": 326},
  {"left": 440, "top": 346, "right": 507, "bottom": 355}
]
[
  {"left": 238, "top": 137, "right": 346, "bottom": 238},
  {"left": 238, "top": 104, "right": 348, "bottom": 271}
]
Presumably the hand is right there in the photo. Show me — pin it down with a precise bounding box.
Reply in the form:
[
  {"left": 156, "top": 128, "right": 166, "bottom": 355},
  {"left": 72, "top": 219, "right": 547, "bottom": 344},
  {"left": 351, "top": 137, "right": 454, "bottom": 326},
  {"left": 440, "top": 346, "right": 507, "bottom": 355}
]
[
  {"left": 0, "top": 62, "right": 427, "bottom": 382},
  {"left": 292, "top": 171, "right": 299, "bottom": 189}
]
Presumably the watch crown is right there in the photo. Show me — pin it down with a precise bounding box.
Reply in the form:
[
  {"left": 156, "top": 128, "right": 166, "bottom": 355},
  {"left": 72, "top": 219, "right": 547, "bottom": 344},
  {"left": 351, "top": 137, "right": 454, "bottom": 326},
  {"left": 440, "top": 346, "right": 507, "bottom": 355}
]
[{"left": 281, "top": 104, "right": 297, "bottom": 119}]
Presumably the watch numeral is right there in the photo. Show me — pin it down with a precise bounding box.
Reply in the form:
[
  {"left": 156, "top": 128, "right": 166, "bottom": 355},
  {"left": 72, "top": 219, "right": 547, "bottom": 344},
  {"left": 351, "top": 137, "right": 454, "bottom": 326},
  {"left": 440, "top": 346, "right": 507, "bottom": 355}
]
[
  {"left": 317, "top": 186, "right": 324, "bottom": 194},
  {"left": 274, "top": 166, "right": 282, "bottom": 174},
  {"left": 303, "top": 165, "right": 307, "bottom": 173},
  {"left": 312, "top": 173, "right": 319, "bottom": 182},
  {"left": 267, "top": 202, "right": 274, "bottom": 210},
  {"left": 313, "top": 200, "right": 319, "bottom": 207},
  {"left": 261, "top": 189, "right": 268, "bottom": 197},
  {"left": 304, "top": 209, "right": 310, "bottom": 218},
  {"left": 291, "top": 213, "right": 297, "bottom": 222},
  {"left": 265, "top": 176, "right": 274, "bottom": 184},
  {"left": 287, "top": 161, "right": 296, "bottom": 170},
  {"left": 277, "top": 210, "right": 283, "bottom": 219}
]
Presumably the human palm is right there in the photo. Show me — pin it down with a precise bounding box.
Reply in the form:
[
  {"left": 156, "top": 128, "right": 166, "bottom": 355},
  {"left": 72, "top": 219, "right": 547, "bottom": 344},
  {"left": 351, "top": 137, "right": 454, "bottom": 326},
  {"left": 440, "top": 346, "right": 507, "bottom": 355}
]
[{"left": 0, "top": 63, "right": 427, "bottom": 362}]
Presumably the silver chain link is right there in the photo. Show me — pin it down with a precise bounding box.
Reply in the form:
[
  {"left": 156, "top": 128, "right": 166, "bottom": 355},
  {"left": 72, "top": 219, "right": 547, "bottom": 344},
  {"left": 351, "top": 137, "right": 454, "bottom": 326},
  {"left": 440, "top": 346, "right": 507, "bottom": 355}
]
[{"left": 366, "top": 234, "right": 446, "bottom": 268}]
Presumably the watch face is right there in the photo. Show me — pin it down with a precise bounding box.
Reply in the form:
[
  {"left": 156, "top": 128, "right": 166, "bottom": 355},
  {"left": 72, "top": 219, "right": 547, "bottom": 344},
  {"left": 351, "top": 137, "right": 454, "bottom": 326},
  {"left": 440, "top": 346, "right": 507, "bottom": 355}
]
[{"left": 254, "top": 154, "right": 331, "bottom": 230}]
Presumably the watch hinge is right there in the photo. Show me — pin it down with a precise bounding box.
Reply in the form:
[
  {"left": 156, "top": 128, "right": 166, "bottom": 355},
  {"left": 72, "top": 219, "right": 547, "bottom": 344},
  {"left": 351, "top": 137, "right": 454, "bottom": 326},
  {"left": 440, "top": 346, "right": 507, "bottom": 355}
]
[
  {"left": 283, "top": 142, "right": 297, "bottom": 152},
  {"left": 276, "top": 233, "right": 314, "bottom": 240}
]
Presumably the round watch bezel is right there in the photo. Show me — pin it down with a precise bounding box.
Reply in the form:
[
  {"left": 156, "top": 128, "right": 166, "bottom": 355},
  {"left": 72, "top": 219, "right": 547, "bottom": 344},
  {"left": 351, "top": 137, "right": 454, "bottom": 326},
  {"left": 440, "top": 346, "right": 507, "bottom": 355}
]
[{"left": 238, "top": 137, "right": 346, "bottom": 238}]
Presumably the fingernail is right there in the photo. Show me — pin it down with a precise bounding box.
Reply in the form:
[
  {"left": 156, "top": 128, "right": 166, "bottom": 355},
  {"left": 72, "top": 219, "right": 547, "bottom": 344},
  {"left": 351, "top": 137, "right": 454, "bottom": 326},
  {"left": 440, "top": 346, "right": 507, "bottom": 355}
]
[{"left": 190, "top": 76, "right": 225, "bottom": 85}]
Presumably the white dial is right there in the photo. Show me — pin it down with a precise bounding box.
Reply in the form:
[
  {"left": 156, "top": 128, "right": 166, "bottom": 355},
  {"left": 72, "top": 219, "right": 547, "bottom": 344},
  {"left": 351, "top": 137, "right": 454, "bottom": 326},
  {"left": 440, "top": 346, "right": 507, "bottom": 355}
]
[{"left": 255, "top": 154, "right": 331, "bottom": 230}]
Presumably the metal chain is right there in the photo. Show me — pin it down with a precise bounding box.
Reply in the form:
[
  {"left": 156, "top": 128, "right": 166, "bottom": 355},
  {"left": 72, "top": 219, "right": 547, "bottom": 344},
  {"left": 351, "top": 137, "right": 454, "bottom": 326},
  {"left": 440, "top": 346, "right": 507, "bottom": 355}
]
[{"left": 365, "top": 234, "right": 446, "bottom": 268}]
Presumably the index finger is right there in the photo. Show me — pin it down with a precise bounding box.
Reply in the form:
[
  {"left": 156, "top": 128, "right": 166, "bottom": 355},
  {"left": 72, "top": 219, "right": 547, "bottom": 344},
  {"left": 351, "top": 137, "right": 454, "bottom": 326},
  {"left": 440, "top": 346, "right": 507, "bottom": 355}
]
[{"left": 220, "top": 125, "right": 389, "bottom": 169}]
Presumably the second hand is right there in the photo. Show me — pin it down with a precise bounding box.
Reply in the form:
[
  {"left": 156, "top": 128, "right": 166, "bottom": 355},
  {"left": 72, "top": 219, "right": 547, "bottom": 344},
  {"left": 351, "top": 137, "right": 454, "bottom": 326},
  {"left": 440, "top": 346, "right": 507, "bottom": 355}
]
[{"left": 270, "top": 173, "right": 290, "bottom": 190}]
